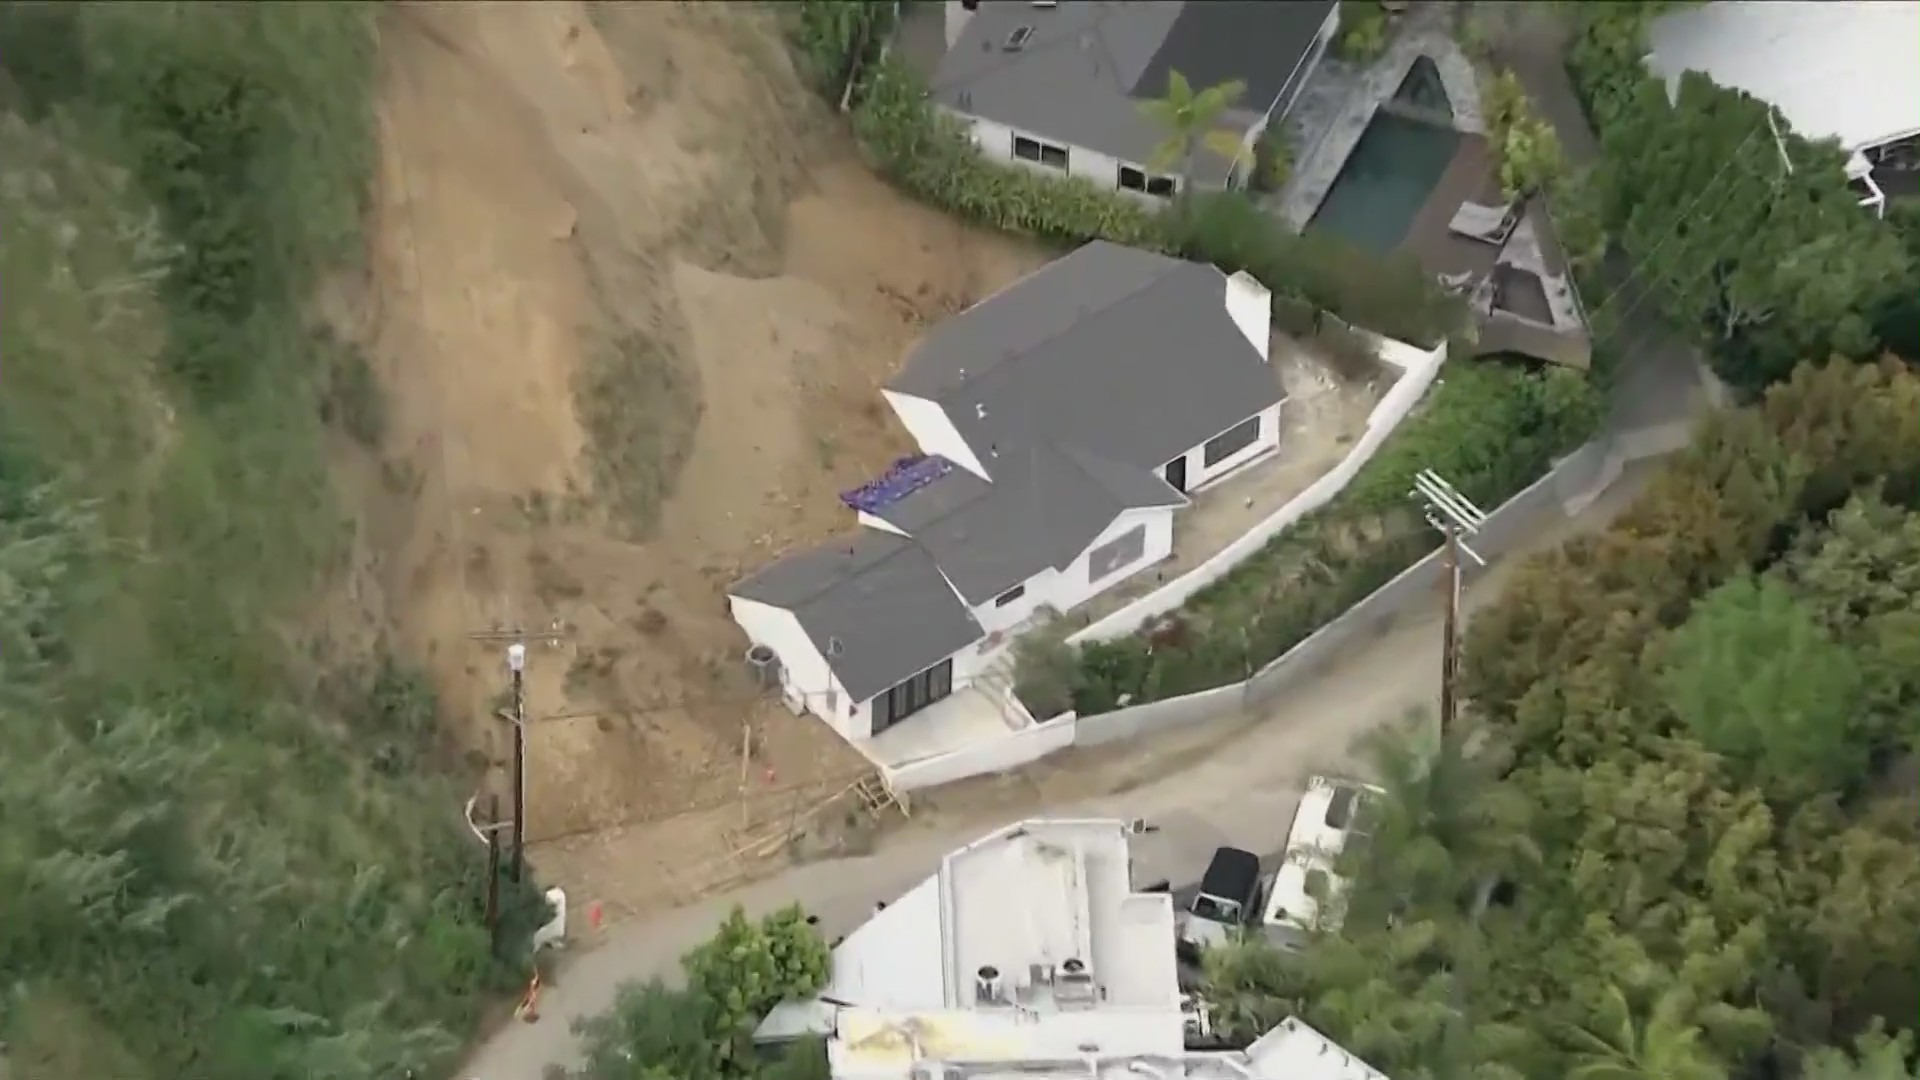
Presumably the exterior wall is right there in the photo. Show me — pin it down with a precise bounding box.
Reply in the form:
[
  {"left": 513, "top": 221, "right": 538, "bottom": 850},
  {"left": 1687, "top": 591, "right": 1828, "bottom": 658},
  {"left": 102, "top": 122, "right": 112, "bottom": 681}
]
[
  {"left": 1224, "top": 271, "right": 1274, "bottom": 358},
  {"left": 945, "top": 109, "right": 1189, "bottom": 202},
  {"left": 1180, "top": 402, "right": 1284, "bottom": 492},
  {"left": 968, "top": 506, "right": 1176, "bottom": 640},
  {"left": 727, "top": 597, "right": 857, "bottom": 738},
  {"left": 882, "top": 389, "right": 989, "bottom": 478}
]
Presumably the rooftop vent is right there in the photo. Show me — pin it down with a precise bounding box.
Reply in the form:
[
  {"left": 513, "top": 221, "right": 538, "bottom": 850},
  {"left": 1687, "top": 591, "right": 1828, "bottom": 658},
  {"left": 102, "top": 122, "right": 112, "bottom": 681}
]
[
  {"left": 1004, "top": 25, "right": 1034, "bottom": 51},
  {"left": 1056, "top": 957, "right": 1096, "bottom": 1006},
  {"left": 975, "top": 964, "right": 1006, "bottom": 1005}
]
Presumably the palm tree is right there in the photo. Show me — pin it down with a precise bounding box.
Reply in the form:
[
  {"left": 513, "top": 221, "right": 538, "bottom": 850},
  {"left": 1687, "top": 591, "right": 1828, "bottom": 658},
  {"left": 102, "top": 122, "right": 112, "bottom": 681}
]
[
  {"left": 1136, "top": 70, "right": 1249, "bottom": 196},
  {"left": 1341, "top": 711, "right": 1539, "bottom": 928},
  {"left": 1560, "top": 984, "right": 1728, "bottom": 1080}
]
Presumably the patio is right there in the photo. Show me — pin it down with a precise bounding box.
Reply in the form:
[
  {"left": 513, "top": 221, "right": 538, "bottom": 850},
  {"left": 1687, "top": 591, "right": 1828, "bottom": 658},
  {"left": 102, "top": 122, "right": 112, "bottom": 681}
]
[{"left": 862, "top": 684, "right": 1031, "bottom": 769}]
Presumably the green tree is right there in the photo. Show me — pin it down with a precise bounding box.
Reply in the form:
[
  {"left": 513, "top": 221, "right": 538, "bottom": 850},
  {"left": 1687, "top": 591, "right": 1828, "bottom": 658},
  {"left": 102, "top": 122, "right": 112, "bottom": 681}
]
[
  {"left": 679, "top": 906, "right": 830, "bottom": 1074},
  {"left": 1137, "top": 70, "right": 1249, "bottom": 195},
  {"left": 572, "top": 980, "right": 726, "bottom": 1080},
  {"left": 1596, "top": 74, "right": 1910, "bottom": 392},
  {"left": 1560, "top": 983, "right": 1728, "bottom": 1080},
  {"left": 1656, "top": 576, "right": 1867, "bottom": 799},
  {"left": 1802, "top": 1023, "right": 1920, "bottom": 1080}
]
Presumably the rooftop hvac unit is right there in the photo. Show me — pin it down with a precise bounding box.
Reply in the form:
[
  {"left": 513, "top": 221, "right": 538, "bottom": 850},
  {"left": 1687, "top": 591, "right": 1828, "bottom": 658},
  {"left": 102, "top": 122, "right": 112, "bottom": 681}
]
[
  {"left": 1056, "top": 957, "right": 1097, "bottom": 1005},
  {"left": 975, "top": 964, "right": 1006, "bottom": 1005}
]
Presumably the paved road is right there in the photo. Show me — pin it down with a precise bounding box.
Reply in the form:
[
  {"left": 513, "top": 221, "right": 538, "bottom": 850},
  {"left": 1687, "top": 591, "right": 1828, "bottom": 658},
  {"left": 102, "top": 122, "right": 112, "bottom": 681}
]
[{"left": 462, "top": 462, "right": 1658, "bottom": 1080}]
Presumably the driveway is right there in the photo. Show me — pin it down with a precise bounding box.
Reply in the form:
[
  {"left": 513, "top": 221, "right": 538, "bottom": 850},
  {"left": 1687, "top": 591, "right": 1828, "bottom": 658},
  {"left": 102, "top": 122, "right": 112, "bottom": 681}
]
[{"left": 462, "top": 460, "right": 1659, "bottom": 1079}]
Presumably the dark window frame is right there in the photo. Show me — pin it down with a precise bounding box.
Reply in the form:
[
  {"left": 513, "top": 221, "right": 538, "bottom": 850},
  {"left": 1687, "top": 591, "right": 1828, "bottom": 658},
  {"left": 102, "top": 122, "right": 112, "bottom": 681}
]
[
  {"left": 1202, "top": 415, "right": 1262, "bottom": 468},
  {"left": 994, "top": 584, "right": 1027, "bottom": 608},
  {"left": 1118, "top": 164, "right": 1147, "bottom": 192},
  {"left": 1038, "top": 142, "right": 1069, "bottom": 169},
  {"left": 1012, "top": 134, "right": 1042, "bottom": 162},
  {"left": 1145, "top": 175, "right": 1177, "bottom": 198}
]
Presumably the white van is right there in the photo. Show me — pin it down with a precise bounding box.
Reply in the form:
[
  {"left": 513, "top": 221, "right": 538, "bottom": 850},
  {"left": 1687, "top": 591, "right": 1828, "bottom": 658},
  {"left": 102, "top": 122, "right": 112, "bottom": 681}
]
[{"left": 1262, "top": 776, "right": 1381, "bottom": 949}]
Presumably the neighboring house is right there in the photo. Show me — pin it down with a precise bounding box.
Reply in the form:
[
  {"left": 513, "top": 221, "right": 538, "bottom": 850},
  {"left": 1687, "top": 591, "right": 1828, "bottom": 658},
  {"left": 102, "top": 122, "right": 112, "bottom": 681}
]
[
  {"left": 755, "top": 817, "right": 1389, "bottom": 1080},
  {"left": 731, "top": 242, "right": 1284, "bottom": 745},
  {"left": 1644, "top": 0, "right": 1920, "bottom": 216},
  {"left": 932, "top": 0, "right": 1341, "bottom": 198}
]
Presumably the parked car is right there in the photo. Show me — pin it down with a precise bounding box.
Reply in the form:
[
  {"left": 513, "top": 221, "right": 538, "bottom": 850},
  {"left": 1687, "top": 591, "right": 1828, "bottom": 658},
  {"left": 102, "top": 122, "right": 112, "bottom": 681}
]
[
  {"left": 1176, "top": 846, "right": 1261, "bottom": 958},
  {"left": 1262, "top": 775, "right": 1382, "bottom": 950}
]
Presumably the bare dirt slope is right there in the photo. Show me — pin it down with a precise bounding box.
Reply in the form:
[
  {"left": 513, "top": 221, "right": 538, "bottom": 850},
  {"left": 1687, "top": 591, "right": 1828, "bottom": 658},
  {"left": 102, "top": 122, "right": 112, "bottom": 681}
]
[{"left": 343, "top": 0, "right": 1047, "bottom": 894}]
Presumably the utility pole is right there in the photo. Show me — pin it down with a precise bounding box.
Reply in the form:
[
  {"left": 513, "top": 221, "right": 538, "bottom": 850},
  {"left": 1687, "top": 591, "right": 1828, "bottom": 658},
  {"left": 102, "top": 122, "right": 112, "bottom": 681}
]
[
  {"left": 1411, "top": 469, "right": 1488, "bottom": 737},
  {"left": 469, "top": 622, "right": 568, "bottom": 882},
  {"left": 463, "top": 791, "right": 511, "bottom": 946}
]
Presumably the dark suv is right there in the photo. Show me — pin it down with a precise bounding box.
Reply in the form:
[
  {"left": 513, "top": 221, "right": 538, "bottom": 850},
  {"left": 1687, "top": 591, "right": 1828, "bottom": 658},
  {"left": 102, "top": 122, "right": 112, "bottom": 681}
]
[{"left": 1176, "top": 846, "right": 1261, "bottom": 958}]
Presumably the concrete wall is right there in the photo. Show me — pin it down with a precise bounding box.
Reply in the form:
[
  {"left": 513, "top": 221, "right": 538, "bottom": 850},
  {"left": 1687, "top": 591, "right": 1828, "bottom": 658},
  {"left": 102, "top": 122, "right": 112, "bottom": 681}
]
[
  {"left": 1070, "top": 323, "right": 1448, "bottom": 645},
  {"left": 880, "top": 427, "right": 1681, "bottom": 794}
]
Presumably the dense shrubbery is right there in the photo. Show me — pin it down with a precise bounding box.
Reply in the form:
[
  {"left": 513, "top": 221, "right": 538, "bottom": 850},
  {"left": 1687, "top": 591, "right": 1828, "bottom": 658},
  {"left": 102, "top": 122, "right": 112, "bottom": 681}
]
[
  {"left": 1197, "top": 357, "right": 1920, "bottom": 1079},
  {"left": 0, "top": 5, "right": 531, "bottom": 1078},
  {"left": 789, "top": 1, "right": 1465, "bottom": 348},
  {"left": 1056, "top": 361, "right": 1601, "bottom": 715},
  {"left": 571, "top": 906, "right": 831, "bottom": 1080},
  {"left": 1566, "top": 4, "right": 1914, "bottom": 394}
]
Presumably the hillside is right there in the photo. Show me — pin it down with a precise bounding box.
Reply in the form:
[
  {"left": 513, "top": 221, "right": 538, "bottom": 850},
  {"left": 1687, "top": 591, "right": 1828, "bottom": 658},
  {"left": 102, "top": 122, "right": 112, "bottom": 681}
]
[{"left": 0, "top": 2, "right": 1050, "bottom": 1074}]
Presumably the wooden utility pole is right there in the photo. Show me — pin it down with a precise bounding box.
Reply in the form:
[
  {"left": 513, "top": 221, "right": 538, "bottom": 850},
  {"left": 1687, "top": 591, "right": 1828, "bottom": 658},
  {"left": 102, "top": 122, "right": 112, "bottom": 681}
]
[
  {"left": 1412, "top": 470, "right": 1486, "bottom": 738},
  {"left": 469, "top": 623, "right": 569, "bottom": 882}
]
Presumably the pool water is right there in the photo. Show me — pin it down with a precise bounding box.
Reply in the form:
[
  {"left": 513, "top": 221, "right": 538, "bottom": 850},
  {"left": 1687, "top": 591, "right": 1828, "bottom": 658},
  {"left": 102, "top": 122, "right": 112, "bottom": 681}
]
[{"left": 1306, "top": 109, "right": 1461, "bottom": 254}]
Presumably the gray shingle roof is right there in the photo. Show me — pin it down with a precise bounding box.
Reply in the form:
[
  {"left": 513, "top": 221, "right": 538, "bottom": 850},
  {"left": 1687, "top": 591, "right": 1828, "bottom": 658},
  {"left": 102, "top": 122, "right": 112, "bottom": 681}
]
[
  {"left": 731, "top": 531, "right": 984, "bottom": 704},
  {"left": 932, "top": 0, "right": 1336, "bottom": 179},
  {"left": 888, "top": 241, "right": 1285, "bottom": 474},
  {"left": 870, "top": 442, "right": 1185, "bottom": 605}
]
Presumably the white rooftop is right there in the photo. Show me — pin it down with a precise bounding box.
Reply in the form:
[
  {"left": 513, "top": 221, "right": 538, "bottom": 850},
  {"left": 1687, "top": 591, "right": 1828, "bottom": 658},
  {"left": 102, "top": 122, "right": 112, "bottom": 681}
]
[
  {"left": 771, "top": 819, "right": 1389, "bottom": 1080},
  {"left": 1645, "top": 2, "right": 1920, "bottom": 154},
  {"left": 811, "top": 819, "right": 1185, "bottom": 1077}
]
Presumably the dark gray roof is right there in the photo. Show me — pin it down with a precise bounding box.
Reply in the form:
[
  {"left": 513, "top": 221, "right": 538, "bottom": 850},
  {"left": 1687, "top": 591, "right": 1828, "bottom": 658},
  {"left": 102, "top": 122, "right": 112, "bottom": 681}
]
[
  {"left": 870, "top": 442, "right": 1185, "bottom": 605},
  {"left": 931, "top": 0, "right": 1336, "bottom": 178},
  {"left": 731, "top": 531, "right": 984, "bottom": 703},
  {"left": 888, "top": 241, "right": 1285, "bottom": 474}
]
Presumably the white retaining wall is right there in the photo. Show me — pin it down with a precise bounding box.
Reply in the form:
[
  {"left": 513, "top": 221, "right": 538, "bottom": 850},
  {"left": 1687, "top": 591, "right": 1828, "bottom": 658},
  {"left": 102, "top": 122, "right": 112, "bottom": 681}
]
[
  {"left": 1068, "top": 323, "right": 1448, "bottom": 645},
  {"left": 879, "top": 427, "right": 1684, "bottom": 795}
]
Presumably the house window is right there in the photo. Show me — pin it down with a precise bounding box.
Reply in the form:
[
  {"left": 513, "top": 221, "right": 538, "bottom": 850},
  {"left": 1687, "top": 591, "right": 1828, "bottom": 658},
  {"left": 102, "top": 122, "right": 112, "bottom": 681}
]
[
  {"left": 1088, "top": 524, "right": 1147, "bottom": 584},
  {"left": 1118, "top": 165, "right": 1146, "bottom": 192},
  {"left": 995, "top": 584, "right": 1027, "bottom": 607},
  {"left": 1039, "top": 142, "right": 1069, "bottom": 169},
  {"left": 1014, "top": 135, "right": 1069, "bottom": 170},
  {"left": 1202, "top": 416, "right": 1261, "bottom": 468},
  {"left": 1145, "top": 175, "right": 1176, "bottom": 198}
]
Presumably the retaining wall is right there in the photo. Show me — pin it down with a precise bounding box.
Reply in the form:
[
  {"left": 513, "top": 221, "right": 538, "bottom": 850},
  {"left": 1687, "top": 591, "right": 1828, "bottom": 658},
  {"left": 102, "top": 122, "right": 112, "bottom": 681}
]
[{"left": 879, "top": 427, "right": 1677, "bottom": 795}]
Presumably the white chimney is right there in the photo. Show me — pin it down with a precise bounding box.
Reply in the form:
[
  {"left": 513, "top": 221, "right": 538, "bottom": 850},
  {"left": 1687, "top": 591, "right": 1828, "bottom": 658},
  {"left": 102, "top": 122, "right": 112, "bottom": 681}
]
[{"left": 974, "top": 964, "right": 1005, "bottom": 1005}]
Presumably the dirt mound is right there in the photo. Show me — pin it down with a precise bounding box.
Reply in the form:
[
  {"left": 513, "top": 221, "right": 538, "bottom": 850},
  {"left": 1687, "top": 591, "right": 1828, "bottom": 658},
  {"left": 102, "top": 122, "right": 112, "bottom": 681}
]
[{"left": 341, "top": 0, "right": 1046, "bottom": 907}]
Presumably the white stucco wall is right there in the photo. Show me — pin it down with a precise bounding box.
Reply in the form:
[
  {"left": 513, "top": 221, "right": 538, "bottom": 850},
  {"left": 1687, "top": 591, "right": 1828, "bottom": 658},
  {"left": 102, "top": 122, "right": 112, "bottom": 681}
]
[
  {"left": 728, "top": 596, "right": 856, "bottom": 737},
  {"left": 1178, "top": 402, "right": 1284, "bottom": 493},
  {"left": 966, "top": 506, "right": 1176, "bottom": 647},
  {"left": 881, "top": 389, "right": 990, "bottom": 478},
  {"left": 1224, "top": 271, "right": 1273, "bottom": 358},
  {"left": 946, "top": 110, "right": 1187, "bottom": 202}
]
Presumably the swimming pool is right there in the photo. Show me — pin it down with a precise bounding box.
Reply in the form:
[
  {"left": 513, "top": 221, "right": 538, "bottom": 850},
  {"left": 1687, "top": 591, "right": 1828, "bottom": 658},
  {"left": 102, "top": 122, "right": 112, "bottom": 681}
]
[{"left": 1306, "top": 109, "right": 1461, "bottom": 254}]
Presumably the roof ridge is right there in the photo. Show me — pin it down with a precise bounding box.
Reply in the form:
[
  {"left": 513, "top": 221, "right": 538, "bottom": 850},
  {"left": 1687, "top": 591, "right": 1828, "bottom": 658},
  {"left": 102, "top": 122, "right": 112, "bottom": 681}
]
[{"left": 937, "top": 248, "right": 1199, "bottom": 403}]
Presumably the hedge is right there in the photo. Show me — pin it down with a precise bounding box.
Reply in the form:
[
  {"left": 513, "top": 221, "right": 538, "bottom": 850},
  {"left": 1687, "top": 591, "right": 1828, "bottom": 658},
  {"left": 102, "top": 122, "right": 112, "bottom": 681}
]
[
  {"left": 1057, "top": 361, "right": 1603, "bottom": 714},
  {"left": 788, "top": 2, "right": 1464, "bottom": 348}
]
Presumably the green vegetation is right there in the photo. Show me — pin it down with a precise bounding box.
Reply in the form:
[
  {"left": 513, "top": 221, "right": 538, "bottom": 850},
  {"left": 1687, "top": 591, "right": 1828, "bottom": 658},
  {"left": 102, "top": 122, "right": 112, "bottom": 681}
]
[
  {"left": 1483, "top": 69, "right": 1568, "bottom": 201},
  {"left": 1051, "top": 361, "right": 1601, "bottom": 715},
  {"left": 1136, "top": 69, "right": 1249, "bottom": 195},
  {"left": 570, "top": 906, "right": 831, "bottom": 1080},
  {"left": 1567, "top": 4, "right": 1914, "bottom": 394},
  {"left": 1195, "top": 357, "right": 1920, "bottom": 1079},
  {"left": 789, "top": 0, "right": 1466, "bottom": 349},
  {"left": 1335, "top": 0, "right": 1392, "bottom": 64},
  {"left": 0, "top": 5, "right": 534, "bottom": 1078}
]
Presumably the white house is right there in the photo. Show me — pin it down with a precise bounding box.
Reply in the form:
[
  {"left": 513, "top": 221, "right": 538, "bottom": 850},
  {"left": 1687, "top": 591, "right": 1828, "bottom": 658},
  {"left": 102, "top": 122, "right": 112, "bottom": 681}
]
[
  {"left": 754, "top": 817, "right": 1388, "bottom": 1080},
  {"left": 729, "top": 242, "right": 1285, "bottom": 746},
  {"left": 932, "top": 0, "right": 1341, "bottom": 199},
  {"left": 1644, "top": 1, "right": 1920, "bottom": 217}
]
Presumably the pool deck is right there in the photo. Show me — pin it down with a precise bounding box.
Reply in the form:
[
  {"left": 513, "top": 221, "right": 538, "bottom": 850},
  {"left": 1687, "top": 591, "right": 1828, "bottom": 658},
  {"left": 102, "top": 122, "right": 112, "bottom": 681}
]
[{"left": 1271, "top": 4, "right": 1484, "bottom": 232}]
